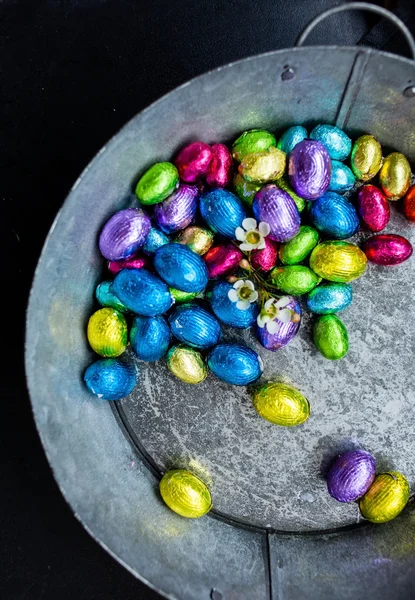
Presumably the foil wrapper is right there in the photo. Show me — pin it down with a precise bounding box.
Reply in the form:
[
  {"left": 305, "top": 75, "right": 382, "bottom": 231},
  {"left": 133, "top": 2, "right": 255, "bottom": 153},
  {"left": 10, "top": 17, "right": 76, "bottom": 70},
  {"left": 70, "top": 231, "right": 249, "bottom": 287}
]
[
  {"left": 252, "top": 184, "right": 300, "bottom": 243},
  {"left": 87, "top": 307, "right": 128, "bottom": 357},
  {"left": 154, "top": 184, "right": 199, "bottom": 234},
  {"left": 207, "top": 343, "right": 263, "bottom": 386},
  {"left": 357, "top": 185, "right": 390, "bottom": 232},
  {"left": 169, "top": 304, "right": 221, "bottom": 349},
  {"left": 204, "top": 243, "right": 243, "bottom": 279},
  {"left": 154, "top": 243, "right": 208, "bottom": 293},
  {"left": 130, "top": 315, "right": 170, "bottom": 362},
  {"left": 84, "top": 358, "right": 137, "bottom": 400},
  {"left": 99, "top": 208, "right": 151, "bottom": 261},
  {"left": 363, "top": 234, "right": 413, "bottom": 266},
  {"left": 166, "top": 344, "right": 208, "bottom": 384},
  {"left": 159, "top": 470, "right": 212, "bottom": 518},
  {"left": 309, "top": 192, "right": 360, "bottom": 239},
  {"left": 309, "top": 241, "right": 367, "bottom": 283},
  {"left": 288, "top": 140, "right": 331, "bottom": 200},
  {"left": 327, "top": 450, "right": 376, "bottom": 502},
  {"left": 252, "top": 382, "right": 310, "bottom": 426},
  {"left": 313, "top": 314, "right": 349, "bottom": 360}
]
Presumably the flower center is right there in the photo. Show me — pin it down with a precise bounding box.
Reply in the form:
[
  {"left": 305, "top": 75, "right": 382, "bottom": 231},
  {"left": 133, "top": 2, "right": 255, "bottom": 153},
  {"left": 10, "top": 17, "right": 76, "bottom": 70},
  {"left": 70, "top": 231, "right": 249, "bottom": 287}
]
[
  {"left": 246, "top": 231, "right": 261, "bottom": 245},
  {"left": 239, "top": 285, "right": 252, "bottom": 300}
]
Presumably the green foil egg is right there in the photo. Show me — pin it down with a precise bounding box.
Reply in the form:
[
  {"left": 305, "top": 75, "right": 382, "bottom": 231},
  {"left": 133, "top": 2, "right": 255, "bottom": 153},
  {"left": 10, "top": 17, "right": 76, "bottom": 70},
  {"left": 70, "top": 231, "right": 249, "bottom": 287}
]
[
  {"left": 359, "top": 471, "right": 410, "bottom": 523},
  {"left": 232, "top": 129, "right": 277, "bottom": 162},
  {"left": 169, "top": 287, "right": 199, "bottom": 303},
  {"left": 252, "top": 382, "right": 310, "bottom": 426},
  {"left": 87, "top": 307, "right": 128, "bottom": 358},
  {"left": 166, "top": 344, "right": 208, "bottom": 384},
  {"left": 239, "top": 146, "right": 286, "bottom": 184},
  {"left": 135, "top": 162, "right": 179, "bottom": 205},
  {"left": 351, "top": 135, "right": 382, "bottom": 181},
  {"left": 233, "top": 173, "right": 262, "bottom": 206},
  {"left": 310, "top": 241, "right": 367, "bottom": 283},
  {"left": 279, "top": 225, "right": 319, "bottom": 265},
  {"left": 270, "top": 265, "right": 321, "bottom": 295},
  {"left": 275, "top": 176, "right": 306, "bottom": 212},
  {"left": 313, "top": 314, "right": 349, "bottom": 360},
  {"left": 160, "top": 470, "right": 212, "bottom": 518}
]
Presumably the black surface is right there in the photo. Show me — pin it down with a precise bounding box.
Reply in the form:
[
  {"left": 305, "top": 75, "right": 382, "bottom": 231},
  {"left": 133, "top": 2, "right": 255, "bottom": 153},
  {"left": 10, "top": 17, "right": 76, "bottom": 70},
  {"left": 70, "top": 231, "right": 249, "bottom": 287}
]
[{"left": 3, "top": 1, "right": 415, "bottom": 598}]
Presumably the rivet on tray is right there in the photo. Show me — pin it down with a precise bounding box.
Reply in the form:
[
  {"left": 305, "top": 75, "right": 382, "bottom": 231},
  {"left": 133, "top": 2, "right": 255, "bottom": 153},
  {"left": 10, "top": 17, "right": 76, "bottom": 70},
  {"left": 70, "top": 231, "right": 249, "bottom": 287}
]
[
  {"left": 281, "top": 67, "right": 295, "bottom": 81},
  {"left": 211, "top": 588, "right": 223, "bottom": 600},
  {"left": 403, "top": 85, "right": 415, "bottom": 97}
]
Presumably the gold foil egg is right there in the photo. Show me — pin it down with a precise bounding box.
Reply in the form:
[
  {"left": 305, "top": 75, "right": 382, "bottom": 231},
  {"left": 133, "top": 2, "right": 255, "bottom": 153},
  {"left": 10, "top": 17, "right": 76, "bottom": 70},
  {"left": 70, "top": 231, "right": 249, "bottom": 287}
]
[
  {"left": 252, "top": 382, "right": 310, "bottom": 426},
  {"left": 379, "top": 152, "right": 411, "bottom": 200},
  {"left": 351, "top": 134, "right": 383, "bottom": 181},
  {"left": 309, "top": 241, "right": 367, "bottom": 283},
  {"left": 239, "top": 146, "right": 286, "bottom": 184},
  {"left": 175, "top": 225, "right": 214, "bottom": 255},
  {"left": 359, "top": 471, "right": 410, "bottom": 523},
  {"left": 87, "top": 307, "right": 128, "bottom": 357},
  {"left": 166, "top": 344, "right": 208, "bottom": 384},
  {"left": 160, "top": 469, "right": 212, "bottom": 518}
]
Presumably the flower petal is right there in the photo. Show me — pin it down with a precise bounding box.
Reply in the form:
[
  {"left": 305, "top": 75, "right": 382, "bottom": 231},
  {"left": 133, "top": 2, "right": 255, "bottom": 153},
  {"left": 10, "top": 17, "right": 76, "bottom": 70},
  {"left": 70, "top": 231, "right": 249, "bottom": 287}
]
[
  {"left": 244, "top": 280, "right": 255, "bottom": 290},
  {"left": 228, "top": 289, "right": 239, "bottom": 302},
  {"left": 258, "top": 221, "right": 271, "bottom": 236},
  {"left": 266, "top": 319, "right": 279, "bottom": 334},
  {"left": 240, "top": 243, "right": 254, "bottom": 251},
  {"left": 276, "top": 296, "right": 291, "bottom": 308},
  {"left": 234, "top": 279, "right": 245, "bottom": 290},
  {"left": 257, "top": 239, "right": 266, "bottom": 250},
  {"left": 235, "top": 227, "right": 246, "bottom": 241},
  {"left": 249, "top": 291, "right": 259, "bottom": 303},
  {"left": 236, "top": 300, "right": 250, "bottom": 311},
  {"left": 277, "top": 308, "right": 292, "bottom": 323},
  {"left": 264, "top": 298, "right": 275, "bottom": 310},
  {"left": 242, "top": 217, "right": 257, "bottom": 231},
  {"left": 257, "top": 315, "right": 266, "bottom": 328}
]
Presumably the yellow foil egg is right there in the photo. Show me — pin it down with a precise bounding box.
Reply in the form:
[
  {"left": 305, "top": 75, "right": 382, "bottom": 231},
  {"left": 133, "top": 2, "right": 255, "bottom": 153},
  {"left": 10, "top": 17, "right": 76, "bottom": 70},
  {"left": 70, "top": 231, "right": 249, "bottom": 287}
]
[
  {"left": 175, "top": 225, "right": 214, "bottom": 255},
  {"left": 166, "top": 344, "right": 208, "bottom": 384},
  {"left": 252, "top": 382, "right": 310, "bottom": 426},
  {"left": 359, "top": 471, "right": 410, "bottom": 523},
  {"left": 239, "top": 146, "right": 286, "bottom": 183},
  {"left": 160, "top": 470, "right": 212, "bottom": 518},
  {"left": 309, "top": 241, "right": 367, "bottom": 283},
  {"left": 87, "top": 307, "right": 128, "bottom": 357},
  {"left": 351, "top": 134, "right": 383, "bottom": 181},
  {"left": 379, "top": 152, "right": 411, "bottom": 200}
]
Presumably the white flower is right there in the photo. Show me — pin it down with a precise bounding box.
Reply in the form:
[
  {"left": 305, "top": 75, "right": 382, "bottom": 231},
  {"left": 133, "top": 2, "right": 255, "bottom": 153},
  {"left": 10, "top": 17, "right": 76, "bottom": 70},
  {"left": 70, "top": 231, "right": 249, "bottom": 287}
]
[
  {"left": 227, "top": 279, "right": 258, "bottom": 311},
  {"left": 235, "top": 218, "right": 270, "bottom": 251},
  {"left": 257, "top": 296, "right": 296, "bottom": 333}
]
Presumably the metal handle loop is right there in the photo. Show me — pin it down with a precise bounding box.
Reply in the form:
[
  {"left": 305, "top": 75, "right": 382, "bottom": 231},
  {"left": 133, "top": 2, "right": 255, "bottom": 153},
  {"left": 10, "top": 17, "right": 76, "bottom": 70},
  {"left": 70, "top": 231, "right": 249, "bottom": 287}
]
[{"left": 295, "top": 1, "right": 415, "bottom": 61}]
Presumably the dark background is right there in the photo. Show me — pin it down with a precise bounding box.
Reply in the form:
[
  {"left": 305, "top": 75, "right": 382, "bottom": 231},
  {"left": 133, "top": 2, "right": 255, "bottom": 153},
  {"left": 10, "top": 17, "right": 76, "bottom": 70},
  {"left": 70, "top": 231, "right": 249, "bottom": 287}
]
[{"left": 3, "top": 0, "right": 414, "bottom": 598}]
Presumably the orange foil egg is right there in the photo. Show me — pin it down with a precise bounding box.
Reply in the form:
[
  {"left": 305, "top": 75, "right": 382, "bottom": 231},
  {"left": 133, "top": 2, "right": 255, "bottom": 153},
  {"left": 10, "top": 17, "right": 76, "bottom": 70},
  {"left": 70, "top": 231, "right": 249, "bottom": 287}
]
[{"left": 403, "top": 185, "right": 415, "bottom": 222}]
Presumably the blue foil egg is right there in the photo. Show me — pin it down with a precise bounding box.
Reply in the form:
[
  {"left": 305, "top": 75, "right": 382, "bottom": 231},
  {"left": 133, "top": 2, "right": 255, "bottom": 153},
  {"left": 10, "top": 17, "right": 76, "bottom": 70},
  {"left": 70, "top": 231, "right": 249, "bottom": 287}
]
[
  {"left": 169, "top": 304, "right": 221, "bottom": 349},
  {"left": 207, "top": 343, "right": 263, "bottom": 386},
  {"left": 328, "top": 160, "right": 356, "bottom": 192},
  {"left": 130, "top": 315, "right": 171, "bottom": 361},
  {"left": 309, "top": 192, "right": 360, "bottom": 239},
  {"left": 112, "top": 268, "right": 173, "bottom": 316},
  {"left": 200, "top": 189, "right": 246, "bottom": 238},
  {"left": 84, "top": 358, "right": 137, "bottom": 400},
  {"left": 154, "top": 243, "right": 208, "bottom": 293},
  {"left": 95, "top": 280, "right": 129, "bottom": 313},
  {"left": 310, "top": 124, "right": 352, "bottom": 160},
  {"left": 207, "top": 280, "right": 259, "bottom": 329},
  {"left": 306, "top": 283, "right": 353, "bottom": 314},
  {"left": 143, "top": 227, "right": 169, "bottom": 254},
  {"left": 277, "top": 125, "right": 308, "bottom": 154}
]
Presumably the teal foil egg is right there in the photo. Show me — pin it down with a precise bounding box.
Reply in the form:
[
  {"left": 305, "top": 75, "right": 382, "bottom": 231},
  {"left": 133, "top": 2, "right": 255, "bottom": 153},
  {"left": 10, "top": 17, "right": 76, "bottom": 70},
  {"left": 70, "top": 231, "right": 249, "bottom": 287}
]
[
  {"left": 207, "top": 280, "right": 259, "bottom": 329},
  {"left": 200, "top": 189, "right": 246, "bottom": 238},
  {"left": 112, "top": 268, "right": 173, "bottom": 316},
  {"left": 169, "top": 304, "right": 221, "bottom": 349},
  {"left": 130, "top": 315, "right": 170, "bottom": 361},
  {"left": 154, "top": 243, "right": 208, "bottom": 293},
  {"left": 95, "top": 281, "right": 129, "bottom": 313},
  {"left": 306, "top": 283, "right": 353, "bottom": 314},
  {"left": 277, "top": 126, "right": 308, "bottom": 154},
  {"left": 207, "top": 343, "right": 263, "bottom": 386},
  {"left": 309, "top": 192, "right": 359, "bottom": 239},
  {"left": 143, "top": 227, "right": 169, "bottom": 254},
  {"left": 84, "top": 358, "right": 137, "bottom": 400},
  {"left": 328, "top": 160, "right": 356, "bottom": 192},
  {"left": 310, "top": 124, "right": 352, "bottom": 160}
]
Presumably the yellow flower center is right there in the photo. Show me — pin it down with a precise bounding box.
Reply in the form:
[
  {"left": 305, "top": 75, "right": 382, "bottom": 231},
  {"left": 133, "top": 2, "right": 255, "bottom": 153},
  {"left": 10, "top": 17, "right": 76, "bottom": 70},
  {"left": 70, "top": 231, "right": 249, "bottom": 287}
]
[
  {"left": 239, "top": 286, "right": 252, "bottom": 300},
  {"left": 246, "top": 230, "right": 261, "bottom": 245}
]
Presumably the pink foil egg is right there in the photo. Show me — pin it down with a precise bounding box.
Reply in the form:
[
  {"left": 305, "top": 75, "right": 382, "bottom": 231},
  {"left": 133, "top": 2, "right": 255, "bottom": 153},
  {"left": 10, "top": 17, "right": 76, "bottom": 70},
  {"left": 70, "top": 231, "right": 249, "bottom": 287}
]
[
  {"left": 251, "top": 237, "right": 279, "bottom": 272},
  {"left": 363, "top": 234, "right": 413, "bottom": 266},
  {"left": 99, "top": 208, "right": 151, "bottom": 261},
  {"left": 107, "top": 255, "right": 148, "bottom": 274},
  {"left": 204, "top": 243, "right": 243, "bottom": 279},
  {"left": 206, "top": 143, "right": 233, "bottom": 187},
  {"left": 174, "top": 142, "right": 213, "bottom": 183},
  {"left": 357, "top": 185, "right": 390, "bottom": 232}
]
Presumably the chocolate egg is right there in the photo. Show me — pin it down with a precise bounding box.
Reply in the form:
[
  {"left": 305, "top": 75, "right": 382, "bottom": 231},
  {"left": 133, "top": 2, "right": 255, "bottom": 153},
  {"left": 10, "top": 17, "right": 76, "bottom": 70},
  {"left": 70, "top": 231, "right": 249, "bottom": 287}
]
[
  {"left": 174, "top": 142, "right": 213, "bottom": 183},
  {"left": 277, "top": 125, "right": 308, "bottom": 154},
  {"left": 160, "top": 470, "right": 212, "bottom": 518},
  {"left": 313, "top": 314, "right": 349, "bottom": 360},
  {"left": 95, "top": 281, "right": 129, "bottom": 313},
  {"left": 204, "top": 244, "right": 243, "bottom": 279},
  {"left": 379, "top": 152, "right": 411, "bottom": 200},
  {"left": 99, "top": 208, "right": 151, "bottom": 261},
  {"left": 288, "top": 140, "right": 331, "bottom": 200},
  {"left": 359, "top": 471, "right": 410, "bottom": 523},
  {"left": 275, "top": 176, "right": 306, "bottom": 212},
  {"left": 207, "top": 343, "right": 263, "bottom": 386},
  {"left": 175, "top": 225, "right": 214, "bottom": 256},
  {"left": 143, "top": 227, "right": 169, "bottom": 254},
  {"left": 130, "top": 315, "right": 170, "bottom": 362},
  {"left": 233, "top": 173, "right": 262, "bottom": 206},
  {"left": 206, "top": 143, "right": 233, "bottom": 187},
  {"left": 306, "top": 283, "right": 352, "bottom": 314},
  {"left": 154, "top": 184, "right": 199, "bottom": 234},
  {"left": 252, "top": 382, "right": 310, "bottom": 426},
  {"left": 239, "top": 146, "right": 286, "bottom": 183},
  {"left": 357, "top": 185, "right": 390, "bottom": 232},
  {"left": 200, "top": 189, "right": 246, "bottom": 238},
  {"left": 327, "top": 450, "right": 376, "bottom": 502},
  {"left": 328, "top": 160, "right": 356, "bottom": 192},
  {"left": 310, "top": 124, "right": 352, "bottom": 160},
  {"left": 166, "top": 344, "right": 208, "bottom": 384},
  {"left": 279, "top": 225, "right": 319, "bottom": 265},
  {"left": 207, "top": 280, "right": 258, "bottom": 329},
  {"left": 154, "top": 243, "right": 208, "bottom": 292},
  {"left": 251, "top": 237, "right": 279, "bottom": 272},
  {"left": 84, "top": 358, "right": 137, "bottom": 400},
  {"left": 363, "top": 234, "right": 413, "bottom": 266},
  {"left": 169, "top": 288, "right": 199, "bottom": 303},
  {"left": 309, "top": 192, "right": 360, "bottom": 239},
  {"left": 169, "top": 304, "right": 221, "bottom": 349},
  {"left": 252, "top": 184, "right": 300, "bottom": 242},
  {"left": 135, "top": 162, "right": 179, "bottom": 205},
  {"left": 351, "top": 135, "right": 382, "bottom": 181},
  {"left": 232, "top": 129, "right": 276, "bottom": 162},
  {"left": 256, "top": 296, "right": 301, "bottom": 351},
  {"left": 107, "top": 254, "right": 147, "bottom": 274},
  {"left": 112, "top": 268, "right": 173, "bottom": 316},
  {"left": 403, "top": 185, "right": 415, "bottom": 222},
  {"left": 310, "top": 241, "right": 367, "bottom": 282},
  {"left": 87, "top": 307, "right": 128, "bottom": 357},
  {"left": 270, "top": 265, "right": 321, "bottom": 295}
]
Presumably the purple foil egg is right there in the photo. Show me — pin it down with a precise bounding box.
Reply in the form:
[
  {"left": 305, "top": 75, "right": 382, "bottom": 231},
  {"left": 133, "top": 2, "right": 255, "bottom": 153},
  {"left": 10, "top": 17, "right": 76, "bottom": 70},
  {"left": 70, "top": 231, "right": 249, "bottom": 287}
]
[
  {"left": 107, "top": 254, "right": 148, "bottom": 274},
  {"left": 204, "top": 243, "right": 243, "bottom": 279},
  {"left": 363, "top": 234, "right": 413, "bottom": 266},
  {"left": 288, "top": 140, "right": 331, "bottom": 200},
  {"left": 99, "top": 208, "right": 151, "bottom": 261},
  {"left": 174, "top": 141, "right": 213, "bottom": 183},
  {"left": 206, "top": 143, "right": 233, "bottom": 187},
  {"left": 251, "top": 237, "right": 279, "bottom": 272},
  {"left": 253, "top": 184, "right": 300, "bottom": 242},
  {"left": 327, "top": 449, "right": 376, "bottom": 502},
  {"left": 256, "top": 296, "right": 301, "bottom": 351},
  {"left": 154, "top": 184, "right": 199, "bottom": 234},
  {"left": 357, "top": 185, "right": 390, "bottom": 232}
]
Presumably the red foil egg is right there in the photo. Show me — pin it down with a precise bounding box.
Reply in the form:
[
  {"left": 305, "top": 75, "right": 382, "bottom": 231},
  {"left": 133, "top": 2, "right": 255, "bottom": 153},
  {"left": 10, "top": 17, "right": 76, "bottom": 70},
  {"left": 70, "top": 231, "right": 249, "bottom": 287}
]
[
  {"left": 403, "top": 185, "right": 415, "bottom": 222},
  {"left": 174, "top": 142, "right": 213, "bottom": 183},
  {"left": 357, "top": 185, "right": 390, "bottom": 232},
  {"left": 204, "top": 243, "right": 243, "bottom": 279},
  {"left": 363, "top": 234, "right": 413, "bottom": 266},
  {"left": 251, "top": 237, "right": 279, "bottom": 272},
  {"left": 108, "top": 255, "right": 148, "bottom": 274},
  {"left": 206, "top": 143, "right": 233, "bottom": 187}
]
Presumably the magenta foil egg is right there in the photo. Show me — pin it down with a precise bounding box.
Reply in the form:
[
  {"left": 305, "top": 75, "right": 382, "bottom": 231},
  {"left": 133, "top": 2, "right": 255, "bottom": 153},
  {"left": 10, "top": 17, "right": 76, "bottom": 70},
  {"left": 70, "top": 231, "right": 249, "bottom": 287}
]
[
  {"left": 154, "top": 184, "right": 199, "bottom": 234},
  {"left": 357, "top": 185, "right": 390, "bottom": 232},
  {"left": 327, "top": 449, "right": 376, "bottom": 502},
  {"left": 174, "top": 141, "right": 213, "bottom": 183},
  {"left": 99, "top": 208, "right": 151, "bottom": 261},
  {"left": 363, "top": 234, "right": 413, "bottom": 266},
  {"left": 288, "top": 139, "right": 331, "bottom": 199},
  {"left": 256, "top": 296, "right": 301, "bottom": 351},
  {"left": 251, "top": 237, "right": 279, "bottom": 272},
  {"left": 204, "top": 243, "right": 243, "bottom": 279},
  {"left": 206, "top": 143, "right": 233, "bottom": 187},
  {"left": 107, "top": 254, "right": 148, "bottom": 274},
  {"left": 252, "top": 184, "right": 300, "bottom": 242}
]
